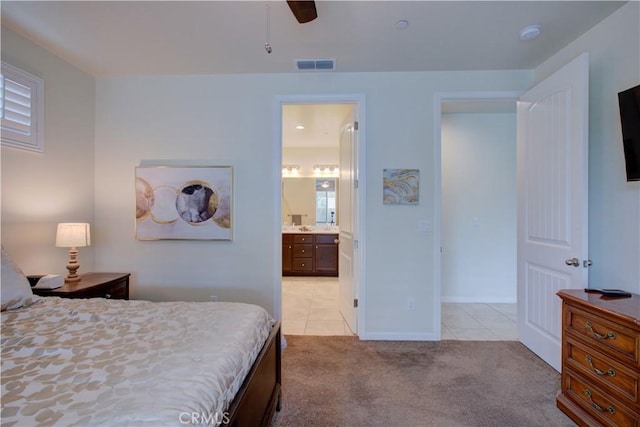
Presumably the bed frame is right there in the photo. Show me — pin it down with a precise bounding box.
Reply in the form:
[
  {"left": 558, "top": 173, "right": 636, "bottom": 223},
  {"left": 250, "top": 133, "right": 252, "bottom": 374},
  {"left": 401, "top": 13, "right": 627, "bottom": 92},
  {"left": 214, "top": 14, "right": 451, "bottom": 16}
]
[{"left": 226, "top": 321, "right": 282, "bottom": 427}]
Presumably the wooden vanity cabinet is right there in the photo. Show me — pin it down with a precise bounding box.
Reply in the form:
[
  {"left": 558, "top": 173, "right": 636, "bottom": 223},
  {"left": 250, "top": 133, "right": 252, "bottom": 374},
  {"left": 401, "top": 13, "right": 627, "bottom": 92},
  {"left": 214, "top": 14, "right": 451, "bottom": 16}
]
[
  {"left": 282, "top": 234, "right": 293, "bottom": 274},
  {"left": 292, "top": 235, "right": 314, "bottom": 273},
  {"left": 282, "top": 233, "right": 338, "bottom": 277},
  {"left": 314, "top": 234, "right": 339, "bottom": 275}
]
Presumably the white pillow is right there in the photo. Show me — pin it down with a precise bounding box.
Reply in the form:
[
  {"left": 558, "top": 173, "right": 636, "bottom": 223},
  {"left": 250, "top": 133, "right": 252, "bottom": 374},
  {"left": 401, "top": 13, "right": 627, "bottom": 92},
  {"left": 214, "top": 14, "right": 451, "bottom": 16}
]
[{"left": 1, "top": 248, "right": 34, "bottom": 311}]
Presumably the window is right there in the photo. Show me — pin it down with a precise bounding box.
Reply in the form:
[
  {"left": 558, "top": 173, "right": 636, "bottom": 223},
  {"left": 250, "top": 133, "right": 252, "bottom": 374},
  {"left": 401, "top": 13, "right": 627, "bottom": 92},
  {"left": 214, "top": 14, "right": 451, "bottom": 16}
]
[
  {"left": 315, "top": 179, "right": 336, "bottom": 225},
  {"left": 1, "top": 61, "right": 44, "bottom": 153}
]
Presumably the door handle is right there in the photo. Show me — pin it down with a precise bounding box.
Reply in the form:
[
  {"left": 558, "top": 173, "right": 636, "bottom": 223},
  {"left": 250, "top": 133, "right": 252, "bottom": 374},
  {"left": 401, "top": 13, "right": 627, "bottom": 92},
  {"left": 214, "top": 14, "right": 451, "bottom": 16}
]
[
  {"left": 334, "top": 239, "right": 340, "bottom": 244},
  {"left": 565, "top": 257, "right": 580, "bottom": 267}
]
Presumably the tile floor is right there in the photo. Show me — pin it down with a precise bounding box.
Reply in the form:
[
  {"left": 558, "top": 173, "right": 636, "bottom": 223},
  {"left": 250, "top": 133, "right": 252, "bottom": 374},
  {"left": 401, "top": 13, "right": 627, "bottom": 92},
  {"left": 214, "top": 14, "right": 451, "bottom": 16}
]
[
  {"left": 282, "top": 277, "right": 354, "bottom": 336},
  {"left": 441, "top": 302, "right": 518, "bottom": 340},
  {"left": 282, "top": 277, "right": 518, "bottom": 340}
]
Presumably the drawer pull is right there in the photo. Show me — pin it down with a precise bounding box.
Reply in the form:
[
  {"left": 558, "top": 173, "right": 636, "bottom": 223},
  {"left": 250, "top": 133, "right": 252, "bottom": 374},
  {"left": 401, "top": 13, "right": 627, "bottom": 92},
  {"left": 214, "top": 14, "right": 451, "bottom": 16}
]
[
  {"left": 585, "top": 321, "right": 616, "bottom": 340},
  {"left": 585, "top": 355, "right": 616, "bottom": 377},
  {"left": 105, "top": 293, "right": 112, "bottom": 299},
  {"left": 584, "top": 389, "right": 615, "bottom": 415}
]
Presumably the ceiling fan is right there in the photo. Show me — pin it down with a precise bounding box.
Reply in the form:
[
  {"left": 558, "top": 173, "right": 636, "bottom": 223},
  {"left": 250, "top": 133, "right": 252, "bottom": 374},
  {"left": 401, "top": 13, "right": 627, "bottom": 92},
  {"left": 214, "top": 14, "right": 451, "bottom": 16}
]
[{"left": 287, "top": 0, "right": 317, "bottom": 23}]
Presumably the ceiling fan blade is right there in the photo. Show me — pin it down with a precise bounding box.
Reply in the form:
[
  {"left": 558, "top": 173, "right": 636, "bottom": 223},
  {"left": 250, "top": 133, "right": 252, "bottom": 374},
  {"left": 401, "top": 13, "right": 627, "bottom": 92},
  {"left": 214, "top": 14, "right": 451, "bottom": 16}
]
[{"left": 287, "top": 0, "right": 317, "bottom": 24}]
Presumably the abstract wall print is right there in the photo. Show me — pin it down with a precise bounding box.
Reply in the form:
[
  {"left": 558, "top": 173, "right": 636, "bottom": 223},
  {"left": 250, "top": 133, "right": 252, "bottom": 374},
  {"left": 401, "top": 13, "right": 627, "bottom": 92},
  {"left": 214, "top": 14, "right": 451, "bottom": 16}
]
[
  {"left": 383, "top": 169, "right": 419, "bottom": 205},
  {"left": 135, "top": 166, "right": 232, "bottom": 240}
]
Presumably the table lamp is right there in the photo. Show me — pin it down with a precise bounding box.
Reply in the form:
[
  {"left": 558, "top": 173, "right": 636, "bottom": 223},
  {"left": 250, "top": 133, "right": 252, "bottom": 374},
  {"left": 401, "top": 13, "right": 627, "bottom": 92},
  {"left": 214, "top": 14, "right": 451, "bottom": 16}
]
[{"left": 56, "top": 223, "right": 91, "bottom": 283}]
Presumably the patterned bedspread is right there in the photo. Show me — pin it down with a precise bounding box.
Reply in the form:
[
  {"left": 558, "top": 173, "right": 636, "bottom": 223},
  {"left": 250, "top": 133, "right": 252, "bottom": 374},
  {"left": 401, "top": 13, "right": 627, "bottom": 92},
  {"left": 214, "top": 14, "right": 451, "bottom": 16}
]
[{"left": 1, "top": 297, "right": 274, "bottom": 426}]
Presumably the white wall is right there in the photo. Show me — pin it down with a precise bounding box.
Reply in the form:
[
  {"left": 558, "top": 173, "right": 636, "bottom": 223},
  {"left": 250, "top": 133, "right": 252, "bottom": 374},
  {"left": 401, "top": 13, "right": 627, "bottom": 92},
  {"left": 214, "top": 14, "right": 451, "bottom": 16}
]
[
  {"left": 1, "top": 27, "right": 95, "bottom": 276},
  {"left": 3, "top": 1, "right": 635, "bottom": 337},
  {"left": 534, "top": 2, "right": 640, "bottom": 293},
  {"left": 441, "top": 113, "right": 517, "bottom": 303},
  {"left": 93, "top": 70, "right": 531, "bottom": 335}
]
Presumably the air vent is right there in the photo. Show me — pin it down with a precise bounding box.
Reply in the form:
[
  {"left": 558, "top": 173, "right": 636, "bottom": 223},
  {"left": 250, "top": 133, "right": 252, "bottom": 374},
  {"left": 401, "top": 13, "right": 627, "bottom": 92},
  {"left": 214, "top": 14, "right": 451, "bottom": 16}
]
[{"left": 295, "top": 59, "right": 336, "bottom": 71}]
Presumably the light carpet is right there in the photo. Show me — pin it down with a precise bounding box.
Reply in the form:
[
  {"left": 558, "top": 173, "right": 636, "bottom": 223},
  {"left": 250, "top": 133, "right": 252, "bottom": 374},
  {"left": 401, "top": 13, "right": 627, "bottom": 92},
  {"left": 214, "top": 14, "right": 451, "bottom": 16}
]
[{"left": 274, "top": 336, "right": 575, "bottom": 427}]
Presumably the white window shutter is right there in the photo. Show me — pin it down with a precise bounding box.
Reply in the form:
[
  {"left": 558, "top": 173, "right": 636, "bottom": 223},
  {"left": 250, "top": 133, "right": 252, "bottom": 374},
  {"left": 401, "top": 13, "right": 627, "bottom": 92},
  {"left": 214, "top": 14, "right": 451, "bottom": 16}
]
[{"left": 1, "top": 62, "right": 44, "bottom": 153}]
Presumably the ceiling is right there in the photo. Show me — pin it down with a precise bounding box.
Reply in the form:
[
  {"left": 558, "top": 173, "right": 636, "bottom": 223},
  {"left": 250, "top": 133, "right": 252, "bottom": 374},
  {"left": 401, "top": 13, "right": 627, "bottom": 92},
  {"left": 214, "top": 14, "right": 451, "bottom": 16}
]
[
  {"left": 1, "top": 1, "right": 626, "bottom": 77},
  {"left": 282, "top": 104, "right": 354, "bottom": 148},
  {"left": 0, "top": 1, "right": 626, "bottom": 148}
]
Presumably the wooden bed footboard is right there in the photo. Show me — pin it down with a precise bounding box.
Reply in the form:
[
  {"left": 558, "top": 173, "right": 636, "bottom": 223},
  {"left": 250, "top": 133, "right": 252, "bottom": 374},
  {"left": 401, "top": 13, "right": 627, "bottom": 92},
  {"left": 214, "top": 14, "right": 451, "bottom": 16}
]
[{"left": 226, "top": 321, "right": 282, "bottom": 427}]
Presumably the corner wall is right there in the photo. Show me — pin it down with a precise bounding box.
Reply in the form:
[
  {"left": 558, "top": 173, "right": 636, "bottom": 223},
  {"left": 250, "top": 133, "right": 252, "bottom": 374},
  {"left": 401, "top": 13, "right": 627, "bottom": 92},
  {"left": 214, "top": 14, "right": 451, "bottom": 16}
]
[
  {"left": 535, "top": 1, "right": 640, "bottom": 293},
  {"left": 0, "top": 27, "right": 95, "bottom": 275}
]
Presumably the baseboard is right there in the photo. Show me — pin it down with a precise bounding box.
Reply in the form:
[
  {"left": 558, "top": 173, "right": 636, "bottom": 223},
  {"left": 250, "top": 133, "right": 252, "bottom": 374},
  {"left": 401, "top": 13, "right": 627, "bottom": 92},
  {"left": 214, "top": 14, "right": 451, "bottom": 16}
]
[
  {"left": 441, "top": 296, "right": 516, "bottom": 304},
  {"left": 361, "top": 332, "right": 440, "bottom": 341}
]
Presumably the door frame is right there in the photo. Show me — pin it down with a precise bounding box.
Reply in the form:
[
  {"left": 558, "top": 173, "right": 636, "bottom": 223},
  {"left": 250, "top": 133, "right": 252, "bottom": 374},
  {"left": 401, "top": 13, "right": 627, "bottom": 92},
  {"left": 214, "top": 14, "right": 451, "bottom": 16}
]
[
  {"left": 273, "top": 93, "right": 367, "bottom": 338},
  {"left": 433, "top": 90, "right": 522, "bottom": 340}
]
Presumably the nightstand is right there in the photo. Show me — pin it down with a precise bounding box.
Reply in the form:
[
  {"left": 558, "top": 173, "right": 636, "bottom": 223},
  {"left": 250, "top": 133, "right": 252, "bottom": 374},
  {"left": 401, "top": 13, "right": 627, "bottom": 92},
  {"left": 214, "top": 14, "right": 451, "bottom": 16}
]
[{"left": 31, "top": 272, "right": 130, "bottom": 300}]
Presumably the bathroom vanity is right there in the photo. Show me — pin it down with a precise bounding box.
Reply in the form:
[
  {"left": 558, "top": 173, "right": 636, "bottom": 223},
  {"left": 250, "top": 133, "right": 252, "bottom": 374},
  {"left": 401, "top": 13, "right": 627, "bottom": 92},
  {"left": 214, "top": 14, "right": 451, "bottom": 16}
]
[{"left": 282, "top": 231, "right": 339, "bottom": 277}]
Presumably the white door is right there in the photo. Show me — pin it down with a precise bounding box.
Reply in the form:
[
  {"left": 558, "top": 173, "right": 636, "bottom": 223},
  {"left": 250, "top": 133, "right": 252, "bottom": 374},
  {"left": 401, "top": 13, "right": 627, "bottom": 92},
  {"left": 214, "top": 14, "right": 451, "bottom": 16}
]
[
  {"left": 517, "top": 53, "right": 589, "bottom": 372},
  {"left": 339, "top": 117, "right": 358, "bottom": 334}
]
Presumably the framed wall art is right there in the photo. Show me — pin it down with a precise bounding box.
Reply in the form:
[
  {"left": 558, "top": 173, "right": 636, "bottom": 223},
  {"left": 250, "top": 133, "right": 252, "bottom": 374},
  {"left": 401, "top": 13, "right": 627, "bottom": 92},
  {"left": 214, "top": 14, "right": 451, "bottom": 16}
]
[
  {"left": 383, "top": 168, "right": 419, "bottom": 205},
  {"left": 135, "top": 165, "right": 233, "bottom": 240}
]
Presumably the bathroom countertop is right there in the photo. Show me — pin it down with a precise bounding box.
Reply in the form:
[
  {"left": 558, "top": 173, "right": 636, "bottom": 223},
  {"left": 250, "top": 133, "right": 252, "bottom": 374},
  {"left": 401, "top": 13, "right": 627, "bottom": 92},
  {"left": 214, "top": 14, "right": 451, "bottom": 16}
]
[{"left": 282, "top": 228, "right": 339, "bottom": 234}]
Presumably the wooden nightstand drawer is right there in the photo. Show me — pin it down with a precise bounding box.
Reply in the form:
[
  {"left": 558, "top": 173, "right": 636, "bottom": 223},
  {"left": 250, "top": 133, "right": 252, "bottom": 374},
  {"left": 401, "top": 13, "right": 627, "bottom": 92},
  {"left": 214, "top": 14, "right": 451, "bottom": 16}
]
[
  {"left": 32, "top": 272, "right": 130, "bottom": 300},
  {"left": 564, "top": 370, "right": 638, "bottom": 427},
  {"left": 80, "top": 280, "right": 128, "bottom": 299},
  {"left": 567, "top": 305, "right": 639, "bottom": 366},
  {"left": 567, "top": 336, "right": 638, "bottom": 405}
]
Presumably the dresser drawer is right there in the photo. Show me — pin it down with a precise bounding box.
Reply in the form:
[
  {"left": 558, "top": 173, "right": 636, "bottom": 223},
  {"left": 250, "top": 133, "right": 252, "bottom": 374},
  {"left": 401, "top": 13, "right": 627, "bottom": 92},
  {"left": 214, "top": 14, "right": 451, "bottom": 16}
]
[
  {"left": 292, "top": 258, "right": 313, "bottom": 271},
  {"left": 567, "top": 336, "right": 639, "bottom": 405},
  {"left": 567, "top": 306, "right": 639, "bottom": 366},
  {"left": 293, "top": 234, "right": 313, "bottom": 244},
  {"left": 564, "top": 370, "right": 638, "bottom": 427},
  {"left": 293, "top": 244, "right": 313, "bottom": 258}
]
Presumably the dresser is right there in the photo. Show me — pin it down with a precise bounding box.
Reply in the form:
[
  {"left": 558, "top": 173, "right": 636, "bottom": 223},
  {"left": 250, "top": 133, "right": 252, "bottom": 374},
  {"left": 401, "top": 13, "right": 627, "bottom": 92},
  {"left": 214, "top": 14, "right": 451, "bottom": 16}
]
[
  {"left": 282, "top": 233, "right": 338, "bottom": 277},
  {"left": 556, "top": 289, "right": 639, "bottom": 427},
  {"left": 31, "top": 272, "right": 130, "bottom": 300}
]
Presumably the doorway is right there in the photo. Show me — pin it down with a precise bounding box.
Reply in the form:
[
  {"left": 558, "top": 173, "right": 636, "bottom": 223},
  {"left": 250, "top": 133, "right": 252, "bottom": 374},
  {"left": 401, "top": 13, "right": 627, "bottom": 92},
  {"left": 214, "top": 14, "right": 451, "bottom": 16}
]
[
  {"left": 440, "top": 97, "right": 519, "bottom": 340},
  {"left": 274, "top": 95, "right": 365, "bottom": 337},
  {"left": 435, "top": 92, "right": 521, "bottom": 341}
]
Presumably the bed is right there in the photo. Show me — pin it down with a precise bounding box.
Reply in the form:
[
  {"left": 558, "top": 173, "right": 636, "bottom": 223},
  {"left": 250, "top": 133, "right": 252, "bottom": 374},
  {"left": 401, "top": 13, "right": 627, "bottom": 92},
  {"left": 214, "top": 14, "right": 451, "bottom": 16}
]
[{"left": 1, "top": 249, "right": 281, "bottom": 426}]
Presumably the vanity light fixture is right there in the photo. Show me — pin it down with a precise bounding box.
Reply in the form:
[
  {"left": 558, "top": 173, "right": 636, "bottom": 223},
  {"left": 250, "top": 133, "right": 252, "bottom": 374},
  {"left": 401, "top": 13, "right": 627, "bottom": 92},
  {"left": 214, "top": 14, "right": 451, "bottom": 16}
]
[
  {"left": 282, "top": 165, "right": 301, "bottom": 176},
  {"left": 313, "top": 165, "right": 339, "bottom": 177}
]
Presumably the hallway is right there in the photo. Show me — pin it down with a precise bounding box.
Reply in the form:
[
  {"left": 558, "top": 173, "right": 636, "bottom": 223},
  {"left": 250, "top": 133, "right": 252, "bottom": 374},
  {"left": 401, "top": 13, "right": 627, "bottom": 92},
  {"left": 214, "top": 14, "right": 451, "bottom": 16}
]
[{"left": 282, "top": 277, "right": 518, "bottom": 339}]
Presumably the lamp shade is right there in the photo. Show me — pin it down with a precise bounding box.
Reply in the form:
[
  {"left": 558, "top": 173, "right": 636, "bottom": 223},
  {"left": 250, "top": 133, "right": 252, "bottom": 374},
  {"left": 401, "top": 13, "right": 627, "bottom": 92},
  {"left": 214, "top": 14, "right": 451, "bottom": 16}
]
[{"left": 56, "top": 223, "right": 91, "bottom": 248}]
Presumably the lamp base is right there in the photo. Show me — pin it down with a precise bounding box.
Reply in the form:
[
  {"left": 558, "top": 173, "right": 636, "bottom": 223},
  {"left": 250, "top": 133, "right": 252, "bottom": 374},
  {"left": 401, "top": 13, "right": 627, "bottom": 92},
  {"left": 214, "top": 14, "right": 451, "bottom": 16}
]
[{"left": 65, "top": 247, "right": 82, "bottom": 283}]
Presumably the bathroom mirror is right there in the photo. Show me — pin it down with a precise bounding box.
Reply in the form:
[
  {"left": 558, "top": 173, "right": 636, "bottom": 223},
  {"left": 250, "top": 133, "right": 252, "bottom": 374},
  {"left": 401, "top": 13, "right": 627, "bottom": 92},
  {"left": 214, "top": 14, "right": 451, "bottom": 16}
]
[{"left": 282, "top": 178, "right": 338, "bottom": 226}]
